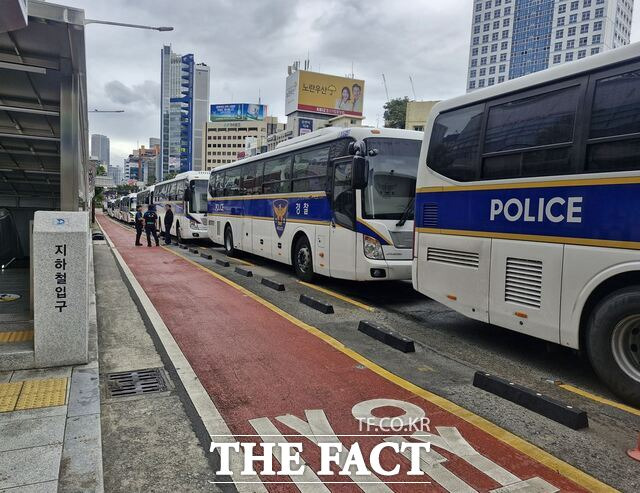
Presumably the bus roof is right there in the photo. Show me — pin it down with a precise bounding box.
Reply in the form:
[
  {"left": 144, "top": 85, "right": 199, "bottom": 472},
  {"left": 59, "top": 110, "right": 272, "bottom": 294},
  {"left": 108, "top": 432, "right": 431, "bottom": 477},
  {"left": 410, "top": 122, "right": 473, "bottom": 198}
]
[
  {"left": 156, "top": 170, "right": 210, "bottom": 186},
  {"left": 431, "top": 40, "right": 640, "bottom": 118},
  {"left": 211, "top": 127, "right": 423, "bottom": 174}
]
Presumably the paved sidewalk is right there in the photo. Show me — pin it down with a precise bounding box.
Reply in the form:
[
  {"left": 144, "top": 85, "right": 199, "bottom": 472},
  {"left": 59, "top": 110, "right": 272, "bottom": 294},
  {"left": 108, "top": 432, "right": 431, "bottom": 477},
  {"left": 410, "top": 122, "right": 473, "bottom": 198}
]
[
  {"left": 0, "top": 244, "right": 103, "bottom": 492},
  {"left": 94, "top": 235, "right": 217, "bottom": 491}
]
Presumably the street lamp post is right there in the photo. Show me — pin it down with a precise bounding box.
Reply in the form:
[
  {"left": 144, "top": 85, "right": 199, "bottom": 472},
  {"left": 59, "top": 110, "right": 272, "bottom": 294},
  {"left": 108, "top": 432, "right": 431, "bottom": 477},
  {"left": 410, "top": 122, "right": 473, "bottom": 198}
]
[{"left": 84, "top": 19, "right": 174, "bottom": 31}]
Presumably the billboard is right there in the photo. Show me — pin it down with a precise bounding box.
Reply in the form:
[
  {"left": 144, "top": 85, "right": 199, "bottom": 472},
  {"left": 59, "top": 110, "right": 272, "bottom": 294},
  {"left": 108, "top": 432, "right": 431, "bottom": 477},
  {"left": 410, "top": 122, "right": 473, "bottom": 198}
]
[
  {"left": 210, "top": 103, "right": 267, "bottom": 122},
  {"left": 298, "top": 118, "right": 313, "bottom": 135},
  {"left": 285, "top": 70, "right": 365, "bottom": 117}
]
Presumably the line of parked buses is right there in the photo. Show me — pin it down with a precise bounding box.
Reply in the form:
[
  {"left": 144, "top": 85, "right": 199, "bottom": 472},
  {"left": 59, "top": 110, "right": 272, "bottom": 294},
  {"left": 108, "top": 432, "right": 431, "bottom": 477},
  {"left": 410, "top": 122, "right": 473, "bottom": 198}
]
[{"left": 106, "top": 45, "right": 640, "bottom": 406}]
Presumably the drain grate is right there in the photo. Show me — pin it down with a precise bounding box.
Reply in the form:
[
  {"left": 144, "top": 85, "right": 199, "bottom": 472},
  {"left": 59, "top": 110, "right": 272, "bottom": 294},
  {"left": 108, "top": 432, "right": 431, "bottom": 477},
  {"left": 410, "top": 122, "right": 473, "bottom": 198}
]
[{"left": 106, "top": 368, "right": 167, "bottom": 398}]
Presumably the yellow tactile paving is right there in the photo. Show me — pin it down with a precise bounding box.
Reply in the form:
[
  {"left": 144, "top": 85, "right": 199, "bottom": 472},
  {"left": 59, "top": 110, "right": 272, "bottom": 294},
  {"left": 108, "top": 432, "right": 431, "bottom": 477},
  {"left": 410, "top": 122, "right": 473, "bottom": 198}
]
[
  {"left": 14, "top": 378, "right": 68, "bottom": 410},
  {"left": 0, "top": 382, "right": 24, "bottom": 412},
  {"left": 0, "top": 330, "right": 34, "bottom": 344}
]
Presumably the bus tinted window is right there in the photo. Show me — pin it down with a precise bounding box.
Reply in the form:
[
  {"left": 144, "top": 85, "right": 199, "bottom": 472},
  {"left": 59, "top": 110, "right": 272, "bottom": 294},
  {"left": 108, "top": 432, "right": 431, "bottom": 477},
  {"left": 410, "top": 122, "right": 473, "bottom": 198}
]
[
  {"left": 484, "top": 86, "right": 578, "bottom": 153},
  {"left": 263, "top": 155, "right": 292, "bottom": 194},
  {"left": 427, "top": 104, "right": 483, "bottom": 182},
  {"left": 590, "top": 70, "right": 640, "bottom": 139},
  {"left": 241, "top": 163, "right": 262, "bottom": 195},
  {"left": 213, "top": 172, "right": 225, "bottom": 197},
  {"left": 292, "top": 146, "right": 329, "bottom": 193},
  {"left": 224, "top": 168, "right": 242, "bottom": 196},
  {"left": 587, "top": 139, "right": 640, "bottom": 172}
]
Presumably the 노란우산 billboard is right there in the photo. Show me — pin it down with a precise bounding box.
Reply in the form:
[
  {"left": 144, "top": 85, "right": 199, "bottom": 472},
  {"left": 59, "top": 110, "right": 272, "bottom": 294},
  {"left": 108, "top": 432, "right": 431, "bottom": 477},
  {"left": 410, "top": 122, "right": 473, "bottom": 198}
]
[
  {"left": 285, "top": 70, "right": 365, "bottom": 117},
  {"left": 210, "top": 104, "right": 267, "bottom": 122}
]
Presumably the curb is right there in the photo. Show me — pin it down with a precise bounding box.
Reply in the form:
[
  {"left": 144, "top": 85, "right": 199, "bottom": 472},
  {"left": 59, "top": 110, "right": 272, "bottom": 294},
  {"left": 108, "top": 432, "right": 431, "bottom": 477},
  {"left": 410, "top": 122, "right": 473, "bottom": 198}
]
[
  {"left": 473, "top": 372, "right": 589, "bottom": 430},
  {"left": 235, "top": 267, "right": 253, "bottom": 277},
  {"left": 261, "top": 277, "right": 285, "bottom": 291},
  {"left": 299, "top": 294, "right": 334, "bottom": 314},
  {"left": 357, "top": 321, "right": 415, "bottom": 353}
]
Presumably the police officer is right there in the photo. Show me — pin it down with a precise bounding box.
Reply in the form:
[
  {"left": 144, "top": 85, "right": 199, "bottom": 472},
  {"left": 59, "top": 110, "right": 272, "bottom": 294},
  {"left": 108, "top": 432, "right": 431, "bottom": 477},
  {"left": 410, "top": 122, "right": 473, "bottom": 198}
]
[
  {"left": 143, "top": 204, "right": 160, "bottom": 247},
  {"left": 164, "top": 204, "right": 174, "bottom": 245},
  {"left": 134, "top": 205, "right": 144, "bottom": 246}
]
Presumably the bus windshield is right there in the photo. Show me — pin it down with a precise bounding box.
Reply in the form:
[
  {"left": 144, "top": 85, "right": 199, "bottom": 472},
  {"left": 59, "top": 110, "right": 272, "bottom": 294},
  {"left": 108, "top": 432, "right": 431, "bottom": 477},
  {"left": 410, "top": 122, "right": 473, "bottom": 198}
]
[
  {"left": 362, "top": 138, "right": 420, "bottom": 220},
  {"left": 190, "top": 179, "right": 208, "bottom": 213}
]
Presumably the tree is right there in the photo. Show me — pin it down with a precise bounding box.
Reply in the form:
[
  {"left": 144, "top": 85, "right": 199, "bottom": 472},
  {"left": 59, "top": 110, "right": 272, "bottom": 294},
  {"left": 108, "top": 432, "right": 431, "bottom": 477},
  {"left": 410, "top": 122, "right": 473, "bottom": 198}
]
[
  {"left": 383, "top": 96, "right": 410, "bottom": 129},
  {"left": 97, "top": 165, "right": 107, "bottom": 176},
  {"left": 164, "top": 172, "right": 177, "bottom": 181}
]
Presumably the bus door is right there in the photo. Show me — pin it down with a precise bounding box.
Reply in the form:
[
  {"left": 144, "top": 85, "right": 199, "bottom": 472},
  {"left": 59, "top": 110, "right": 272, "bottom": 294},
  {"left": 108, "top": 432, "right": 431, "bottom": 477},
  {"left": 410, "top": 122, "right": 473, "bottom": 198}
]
[{"left": 329, "top": 157, "right": 357, "bottom": 279}]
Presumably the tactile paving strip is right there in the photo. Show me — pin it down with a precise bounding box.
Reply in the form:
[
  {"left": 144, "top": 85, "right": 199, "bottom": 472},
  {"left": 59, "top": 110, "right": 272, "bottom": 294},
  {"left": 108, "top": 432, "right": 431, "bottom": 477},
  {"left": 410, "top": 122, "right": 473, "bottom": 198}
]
[
  {"left": 0, "top": 330, "right": 34, "bottom": 344},
  {"left": 0, "top": 382, "right": 23, "bottom": 412},
  {"left": 15, "top": 378, "right": 68, "bottom": 410}
]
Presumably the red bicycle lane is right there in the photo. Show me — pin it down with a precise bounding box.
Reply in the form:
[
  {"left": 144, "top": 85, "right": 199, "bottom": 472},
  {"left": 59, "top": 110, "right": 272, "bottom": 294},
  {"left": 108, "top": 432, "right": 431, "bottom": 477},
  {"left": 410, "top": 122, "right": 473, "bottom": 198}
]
[{"left": 98, "top": 213, "right": 609, "bottom": 493}]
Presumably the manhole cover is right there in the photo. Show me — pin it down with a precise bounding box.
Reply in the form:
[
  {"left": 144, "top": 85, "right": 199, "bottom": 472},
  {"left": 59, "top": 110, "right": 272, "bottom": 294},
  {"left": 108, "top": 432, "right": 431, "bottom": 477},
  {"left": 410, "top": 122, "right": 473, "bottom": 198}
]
[
  {"left": 106, "top": 368, "right": 167, "bottom": 398},
  {"left": 0, "top": 294, "right": 21, "bottom": 303}
]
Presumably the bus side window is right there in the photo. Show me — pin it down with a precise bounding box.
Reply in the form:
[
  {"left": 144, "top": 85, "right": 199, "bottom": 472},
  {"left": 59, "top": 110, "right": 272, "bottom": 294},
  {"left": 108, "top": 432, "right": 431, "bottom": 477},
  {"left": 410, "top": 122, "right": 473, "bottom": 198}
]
[
  {"left": 263, "top": 155, "right": 292, "bottom": 194},
  {"left": 587, "top": 68, "right": 640, "bottom": 173},
  {"left": 427, "top": 104, "right": 484, "bottom": 182},
  {"left": 482, "top": 85, "right": 579, "bottom": 179},
  {"left": 292, "top": 146, "right": 330, "bottom": 192},
  {"left": 214, "top": 172, "right": 225, "bottom": 198},
  {"left": 241, "top": 163, "right": 259, "bottom": 195}
]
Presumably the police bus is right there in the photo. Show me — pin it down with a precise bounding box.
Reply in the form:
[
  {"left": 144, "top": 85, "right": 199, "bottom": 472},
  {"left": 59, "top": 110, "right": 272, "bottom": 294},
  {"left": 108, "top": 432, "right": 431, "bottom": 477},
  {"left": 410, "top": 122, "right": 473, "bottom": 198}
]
[
  {"left": 136, "top": 185, "right": 155, "bottom": 209},
  {"left": 413, "top": 43, "right": 640, "bottom": 405},
  {"left": 207, "top": 127, "right": 422, "bottom": 281},
  {"left": 118, "top": 193, "right": 137, "bottom": 224},
  {"left": 153, "top": 171, "right": 210, "bottom": 241}
]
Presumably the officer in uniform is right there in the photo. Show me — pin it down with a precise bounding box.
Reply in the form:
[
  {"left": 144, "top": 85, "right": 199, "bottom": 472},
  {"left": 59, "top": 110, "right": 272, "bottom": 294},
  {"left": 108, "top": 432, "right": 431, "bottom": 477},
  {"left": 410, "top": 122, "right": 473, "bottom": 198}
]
[
  {"left": 143, "top": 204, "right": 160, "bottom": 247},
  {"left": 134, "top": 205, "right": 144, "bottom": 246}
]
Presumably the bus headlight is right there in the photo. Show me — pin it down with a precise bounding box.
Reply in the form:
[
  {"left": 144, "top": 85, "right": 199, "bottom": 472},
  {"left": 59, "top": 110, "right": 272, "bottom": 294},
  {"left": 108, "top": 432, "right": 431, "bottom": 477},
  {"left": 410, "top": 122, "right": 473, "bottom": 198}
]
[{"left": 363, "top": 235, "right": 385, "bottom": 260}]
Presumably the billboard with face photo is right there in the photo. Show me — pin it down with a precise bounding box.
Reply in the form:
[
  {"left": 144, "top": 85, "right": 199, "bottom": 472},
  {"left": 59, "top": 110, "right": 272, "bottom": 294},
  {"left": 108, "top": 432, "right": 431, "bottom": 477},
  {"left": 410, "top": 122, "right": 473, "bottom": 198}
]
[{"left": 287, "top": 70, "right": 365, "bottom": 117}]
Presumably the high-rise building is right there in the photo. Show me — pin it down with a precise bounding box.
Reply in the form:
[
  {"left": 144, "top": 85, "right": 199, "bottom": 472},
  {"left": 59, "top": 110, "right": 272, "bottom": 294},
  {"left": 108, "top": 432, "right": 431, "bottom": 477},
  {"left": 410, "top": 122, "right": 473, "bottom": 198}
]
[
  {"left": 466, "top": 0, "right": 633, "bottom": 92},
  {"left": 90, "top": 134, "right": 110, "bottom": 165},
  {"left": 160, "top": 45, "right": 210, "bottom": 180}
]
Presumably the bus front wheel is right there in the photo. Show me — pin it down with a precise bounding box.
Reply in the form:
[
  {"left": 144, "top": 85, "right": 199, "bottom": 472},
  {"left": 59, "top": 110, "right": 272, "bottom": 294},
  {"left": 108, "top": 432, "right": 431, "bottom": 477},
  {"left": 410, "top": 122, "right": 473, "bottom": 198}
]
[
  {"left": 224, "top": 226, "right": 236, "bottom": 257},
  {"left": 587, "top": 286, "right": 640, "bottom": 407},
  {"left": 293, "top": 235, "right": 314, "bottom": 282}
]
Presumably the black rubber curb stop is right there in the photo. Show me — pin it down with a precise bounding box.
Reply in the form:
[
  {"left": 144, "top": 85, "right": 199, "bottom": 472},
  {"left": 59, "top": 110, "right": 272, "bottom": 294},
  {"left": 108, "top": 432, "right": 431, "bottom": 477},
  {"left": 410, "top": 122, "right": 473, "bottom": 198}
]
[
  {"left": 235, "top": 267, "right": 253, "bottom": 277},
  {"left": 200, "top": 253, "right": 213, "bottom": 260},
  {"left": 299, "top": 294, "right": 334, "bottom": 314},
  {"left": 188, "top": 247, "right": 199, "bottom": 254},
  {"left": 215, "top": 258, "right": 230, "bottom": 267},
  {"left": 261, "top": 278, "right": 285, "bottom": 291},
  {"left": 357, "top": 321, "right": 415, "bottom": 353},
  {"left": 178, "top": 244, "right": 188, "bottom": 250},
  {"left": 473, "top": 372, "right": 589, "bottom": 430}
]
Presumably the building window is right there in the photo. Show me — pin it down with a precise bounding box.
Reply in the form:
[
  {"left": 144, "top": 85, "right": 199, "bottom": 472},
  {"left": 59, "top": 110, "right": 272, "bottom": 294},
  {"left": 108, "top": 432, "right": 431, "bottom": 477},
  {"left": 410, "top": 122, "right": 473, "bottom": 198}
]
[
  {"left": 578, "top": 49, "right": 586, "bottom": 59},
  {"left": 579, "top": 36, "right": 588, "bottom": 46},
  {"left": 566, "top": 52, "right": 574, "bottom": 61},
  {"left": 592, "top": 34, "right": 601, "bottom": 43},
  {"left": 569, "top": 14, "right": 577, "bottom": 23},
  {"left": 558, "top": 4, "right": 566, "bottom": 13},
  {"left": 472, "top": 48, "right": 479, "bottom": 55},
  {"left": 583, "top": 0, "right": 591, "bottom": 6},
  {"left": 570, "top": 1, "right": 579, "bottom": 10},
  {"left": 581, "top": 11, "right": 590, "bottom": 21},
  {"left": 595, "top": 7, "right": 603, "bottom": 17},
  {"left": 499, "top": 64, "right": 506, "bottom": 72},
  {"left": 500, "top": 53, "right": 507, "bottom": 61},
  {"left": 501, "top": 41, "right": 508, "bottom": 50},
  {"left": 558, "top": 17, "right": 565, "bottom": 26},
  {"left": 470, "top": 69, "right": 477, "bottom": 78},
  {"left": 488, "top": 78, "right": 495, "bottom": 86},
  {"left": 480, "top": 68, "right": 487, "bottom": 76},
  {"left": 489, "top": 66, "right": 496, "bottom": 74},
  {"left": 554, "top": 41, "right": 563, "bottom": 51},
  {"left": 556, "top": 29, "right": 564, "bottom": 39},
  {"left": 594, "top": 21, "right": 602, "bottom": 31},
  {"left": 482, "top": 45, "right": 488, "bottom": 54},
  {"left": 580, "top": 24, "right": 589, "bottom": 34},
  {"left": 591, "top": 47, "right": 600, "bottom": 55},
  {"left": 490, "top": 55, "right": 497, "bottom": 63},
  {"left": 567, "top": 39, "right": 575, "bottom": 48},
  {"left": 553, "top": 54, "right": 562, "bottom": 63},
  {"left": 568, "top": 27, "right": 576, "bottom": 36},
  {"left": 498, "top": 76, "right": 505, "bottom": 83}
]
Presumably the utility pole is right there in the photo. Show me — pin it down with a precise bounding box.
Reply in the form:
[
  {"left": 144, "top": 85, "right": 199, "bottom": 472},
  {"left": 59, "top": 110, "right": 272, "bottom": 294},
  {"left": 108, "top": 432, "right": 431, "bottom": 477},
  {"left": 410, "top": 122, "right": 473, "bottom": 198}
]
[
  {"left": 409, "top": 75, "right": 417, "bottom": 100},
  {"left": 382, "top": 73, "right": 390, "bottom": 102}
]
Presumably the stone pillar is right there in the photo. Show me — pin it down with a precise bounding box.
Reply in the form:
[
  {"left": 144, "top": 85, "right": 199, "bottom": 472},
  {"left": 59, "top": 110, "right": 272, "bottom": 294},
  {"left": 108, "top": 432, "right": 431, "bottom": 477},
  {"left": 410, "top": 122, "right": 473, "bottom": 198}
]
[{"left": 33, "top": 211, "right": 89, "bottom": 367}]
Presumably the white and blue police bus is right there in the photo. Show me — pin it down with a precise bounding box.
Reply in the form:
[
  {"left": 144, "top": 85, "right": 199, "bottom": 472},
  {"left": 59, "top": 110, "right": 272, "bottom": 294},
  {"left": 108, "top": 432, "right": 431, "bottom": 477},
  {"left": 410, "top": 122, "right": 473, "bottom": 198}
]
[
  {"left": 207, "top": 127, "right": 423, "bottom": 281},
  {"left": 153, "top": 171, "right": 210, "bottom": 241},
  {"left": 111, "top": 197, "right": 121, "bottom": 220},
  {"left": 413, "top": 43, "right": 640, "bottom": 405},
  {"left": 118, "top": 193, "right": 137, "bottom": 224}
]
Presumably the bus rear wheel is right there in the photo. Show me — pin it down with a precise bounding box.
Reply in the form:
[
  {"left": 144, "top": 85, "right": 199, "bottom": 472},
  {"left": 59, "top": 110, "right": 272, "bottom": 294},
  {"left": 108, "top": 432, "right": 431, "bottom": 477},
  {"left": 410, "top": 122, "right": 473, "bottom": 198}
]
[
  {"left": 587, "top": 286, "right": 640, "bottom": 407},
  {"left": 293, "top": 235, "right": 314, "bottom": 282},
  {"left": 224, "top": 226, "right": 236, "bottom": 257}
]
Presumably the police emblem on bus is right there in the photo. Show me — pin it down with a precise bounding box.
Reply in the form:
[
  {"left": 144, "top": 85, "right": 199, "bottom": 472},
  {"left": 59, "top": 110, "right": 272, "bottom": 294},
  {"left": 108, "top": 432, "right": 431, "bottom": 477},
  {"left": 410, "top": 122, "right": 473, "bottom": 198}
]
[{"left": 272, "top": 199, "right": 289, "bottom": 238}]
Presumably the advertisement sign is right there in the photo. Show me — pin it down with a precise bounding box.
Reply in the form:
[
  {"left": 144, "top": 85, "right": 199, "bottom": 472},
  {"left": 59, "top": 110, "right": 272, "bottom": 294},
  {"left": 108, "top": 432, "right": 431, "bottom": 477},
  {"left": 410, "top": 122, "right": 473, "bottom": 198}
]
[
  {"left": 210, "top": 104, "right": 267, "bottom": 122},
  {"left": 286, "top": 70, "right": 365, "bottom": 117},
  {"left": 298, "top": 118, "right": 313, "bottom": 135}
]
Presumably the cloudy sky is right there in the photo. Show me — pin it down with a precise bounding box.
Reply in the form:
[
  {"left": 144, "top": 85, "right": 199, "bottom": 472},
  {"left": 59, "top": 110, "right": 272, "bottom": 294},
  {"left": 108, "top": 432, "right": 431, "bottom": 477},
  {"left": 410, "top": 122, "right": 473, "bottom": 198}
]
[{"left": 61, "top": 0, "right": 640, "bottom": 168}]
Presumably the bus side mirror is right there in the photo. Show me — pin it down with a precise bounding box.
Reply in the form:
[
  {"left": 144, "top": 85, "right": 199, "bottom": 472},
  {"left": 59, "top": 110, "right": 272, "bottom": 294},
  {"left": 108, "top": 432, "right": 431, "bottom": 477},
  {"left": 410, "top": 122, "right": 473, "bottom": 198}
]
[
  {"left": 183, "top": 188, "right": 192, "bottom": 202},
  {"left": 352, "top": 156, "right": 368, "bottom": 189}
]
